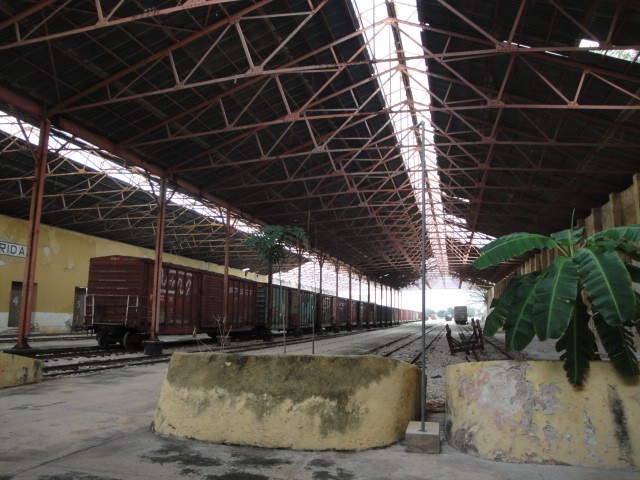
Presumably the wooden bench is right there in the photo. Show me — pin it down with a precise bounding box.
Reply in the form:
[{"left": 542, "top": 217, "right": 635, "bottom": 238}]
[{"left": 446, "top": 319, "right": 484, "bottom": 355}]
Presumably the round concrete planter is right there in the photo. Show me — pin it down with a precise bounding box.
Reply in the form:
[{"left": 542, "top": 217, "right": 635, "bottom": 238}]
[
  {"left": 445, "top": 360, "right": 639, "bottom": 469},
  {"left": 153, "top": 353, "right": 419, "bottom": 450}
]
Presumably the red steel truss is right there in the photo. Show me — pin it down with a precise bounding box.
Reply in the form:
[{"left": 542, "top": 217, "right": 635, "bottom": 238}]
[{"left": 0, "top": 0, "right": 638, "bottom": 294}]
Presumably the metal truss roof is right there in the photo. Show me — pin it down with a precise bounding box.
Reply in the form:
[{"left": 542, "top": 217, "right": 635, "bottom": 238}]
[
  {"left": 0, "top": 0, "right": 639, "bottom": 291},
  {"left": 418, "top": 0, "right": 640, "bottom": 286}
]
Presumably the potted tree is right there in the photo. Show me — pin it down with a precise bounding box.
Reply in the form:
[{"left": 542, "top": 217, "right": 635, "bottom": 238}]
[
  {"left": 472, "top": 224, "right": 640, "bottom": 384},
  {"left": 443, "top": 224, "right": 640, "bottom": 468}
]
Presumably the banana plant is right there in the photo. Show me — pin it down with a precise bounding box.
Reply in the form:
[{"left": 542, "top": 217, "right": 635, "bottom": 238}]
[{"left": 472, "top": 225, "right": 640, "bottom": 385}]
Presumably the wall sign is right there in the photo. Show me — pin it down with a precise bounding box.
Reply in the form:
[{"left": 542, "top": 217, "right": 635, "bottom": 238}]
[{"left": 0, "top": 241, "right": 27, "bottom": 258}]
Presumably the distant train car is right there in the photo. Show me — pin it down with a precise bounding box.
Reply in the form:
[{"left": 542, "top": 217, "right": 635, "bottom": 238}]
[
  {"left": 350, "top": 300, "right": 359, "bottom": 330},
  {"left": 290, "top": 289, "right": 316, "bottom": 333},
  {"left": 317, "top": 293, "right": 335, "bottom": 332},
  {"left": 256, "top": 284, "right": 291, "bottom": 334},
  {"left": 204, "top": 274, "right": 258, "bottom": 339},
  {"left": 359, "top": 301, "right": 375, "bottom": 328},
  {"left": 336, "top": 297, "right": 350, "bottom": 330}
]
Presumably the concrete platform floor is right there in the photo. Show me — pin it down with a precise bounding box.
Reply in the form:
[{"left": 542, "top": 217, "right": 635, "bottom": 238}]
[{"left": 1, "top": 325, "right": 638, "bottom": 479}]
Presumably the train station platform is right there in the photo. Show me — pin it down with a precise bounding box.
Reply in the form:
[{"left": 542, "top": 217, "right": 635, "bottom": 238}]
[{"left": 1, "top": 325, "right": 637, "bottom": 479}]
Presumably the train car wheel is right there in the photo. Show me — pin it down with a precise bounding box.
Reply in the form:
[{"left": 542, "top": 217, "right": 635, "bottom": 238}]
[
  {"left": 123, "top": 331, "right": 140, "bottom": 350},
  {"left": 97, "top": 332, "right": 109, "bottom": 348}
]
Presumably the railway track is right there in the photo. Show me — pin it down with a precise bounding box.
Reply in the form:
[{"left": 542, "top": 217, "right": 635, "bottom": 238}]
[
  {"left": 40, "top": 325, "right": 413, "bottom": 378},
  {"left": 410, "top": 324, "right": 447, "bottom": 365},
  {"left": 359, "top": 323, "right": 448, "bottom": 365},
  {"left": 23, "top": 322, "right": 516, "bottom": 379},
  {"left": 0, "top": 332, "right": 94, "bottom": 344}
]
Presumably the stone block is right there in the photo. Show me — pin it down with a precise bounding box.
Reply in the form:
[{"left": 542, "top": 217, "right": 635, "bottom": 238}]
[{"left": 405, "top": 421, "right": 440, "bottom": 453}]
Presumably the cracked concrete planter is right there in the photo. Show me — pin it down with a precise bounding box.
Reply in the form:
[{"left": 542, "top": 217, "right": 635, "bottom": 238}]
[
  {"left": 445, "top": 360, "right": 639, "bottom": 469},
  {"left": 153, "top": 353, "right": 419, "bottom": 450},
  {"left": 0, "top": 352, "right": 43, "bottom": 388}
]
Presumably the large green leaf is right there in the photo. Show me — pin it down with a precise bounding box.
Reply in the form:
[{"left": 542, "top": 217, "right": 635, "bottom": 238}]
[
  {"left": 555, "top": 298, "right": 597, "bottom": 386},
  {"left": 627, "top": 264, "right": 640, "bottom": 283},
  {"left": 593, "top": 313, "right": 640, "bottom": 378},
  {"left": 472, "top": 232, "right": 557, "bottom": 270},
  {"left": 532, "top": 256, "right": 578, "bottom": 341},
  {"left": 483, "top": 275, "right": 524, "bottom": 336},
  {"left": 504, "top": 272, "right": 545, "bottom": 350},
  {"left": 586, "top": 239, "right": 640, "bottom": 261},
  {"left": 586, "top": 225, "right": 640, "bottom": 244},
  {"left": 550, "top": 226, "right": 584, "bottom": 247},
  {"left": 617, "top": 242, "right": 640, "bottom": 261},
  {"left": 574, "top": 247, "right": 635, "bottom": 326}
]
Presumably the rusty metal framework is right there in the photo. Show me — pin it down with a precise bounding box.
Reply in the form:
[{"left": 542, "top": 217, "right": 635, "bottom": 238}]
[{"left": 0, "top": 0, "right": 639, "bottom": 294}]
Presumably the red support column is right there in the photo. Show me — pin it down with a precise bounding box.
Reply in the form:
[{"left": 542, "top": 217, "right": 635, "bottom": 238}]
[
  {"left": 366, "top": 277, "right": 371, "bottom": 327},
  {"left": 348, "top": 265, "right": 352, "bottom": 329},
  {"left": 367, "top": 277, "right": 370, "bottom": 303},
  {"left": 318, "top": 256, "right": 324, "bottom": 337},
  {"left": 297, "top": 246, "right": 302, "bottom": 335},
  {"left": 357, "top": 273, "right": 362, "bottom": 328},
  {"left": 334, "top": 262, "right": 339, "bottom": 329},
  {"left": 223, "top": 210, "right": 230, "bottom": 337},
  {"left": 15, "top": 117, "right": 51, "bottom": 350},
  {"left": 150, "top": 177, "right": 167, "bottom": 341}
]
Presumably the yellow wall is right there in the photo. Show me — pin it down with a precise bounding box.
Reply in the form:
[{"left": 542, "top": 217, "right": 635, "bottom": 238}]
[{"left": 0, "top": 214, "right": 264, "bottom": 332}]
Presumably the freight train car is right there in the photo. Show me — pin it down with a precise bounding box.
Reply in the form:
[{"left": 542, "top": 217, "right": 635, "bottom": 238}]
[
  {"left": 85, "top": 256, "right": 257, "bottom": 348},
  {"left": 359, "top": 301, "right": 375, "bottom": 328},
  {"left": 85, "top": 256, "right": 420, "bottom": 348},
  {"left": 317, "top": 293, "right": 336, "bottom": 332},
  {"left": 335, "top": 297, "right": 350, "bottom": 330},
  {"left": 290, "top": 289, "right": 317, "bottom": 333},
  {"left": 256, "top": 285, "right": 318, "bottom": 336}
]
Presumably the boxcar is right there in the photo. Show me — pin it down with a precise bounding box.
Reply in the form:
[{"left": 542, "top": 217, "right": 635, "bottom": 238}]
[
  {"left": 290, "top": 289, "right": 316, "bottom": 333},
  {"left": 359, "top": 301, "right": 375, "bottom": 328},
  {"left": 256, "top": 284, "right": 291, "bottom": 333},
  {"left": 336, "top": 297, "right": 350, "bottom": 330},
  {"left": 317, "top": 293, "right": 336, "bottom": 332},
  {"left": 256, "top": 284, "right": 316, "bottom": 336},
  {"left": 85, "top": 256, "right": 214, "bottom": 348},
  {"left": 201, "top": 272, "right": 257, "bottom": 340},
  {"left": 85, "top": 256, "right": 257, "bottom": 348},
  {"left": 350, "top": 300, "right": 359, "bottom": 330}
]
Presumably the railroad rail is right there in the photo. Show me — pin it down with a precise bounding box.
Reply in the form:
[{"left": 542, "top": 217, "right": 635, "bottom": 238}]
[
  {"left": 37, "top": 324, "right": 413, "bottom": 378},
  {"left": 410, "top": 325, "right": 447, "bottom": 365}
]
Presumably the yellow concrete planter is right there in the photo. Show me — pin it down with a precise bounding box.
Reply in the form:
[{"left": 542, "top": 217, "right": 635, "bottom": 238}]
[
  {"left": 0, "top": 352, "right": 43, "bottom": 388},
  {"left": 153, "top": 353, "right": 419, "bottom": 450},
  {"left": 445, "top": 360, "right": 639, "bottom": 469}
]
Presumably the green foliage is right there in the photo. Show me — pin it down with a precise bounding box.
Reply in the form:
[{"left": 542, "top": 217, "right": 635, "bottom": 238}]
[
  {"left": 483, "top": 275, "right": 522, "bottom": 336},
  {"left": 473, "top": 224, "right": 640, "bottom": 386},
  {"left": 555, "top": 298, "right": 598, "bottom": 386},
  {"left": 246, "top": 225, "right": 308, "bottom": 268},
  {"left": 503, "top": 272, "right": 543, "bottom": 350},
  {"left": 532, "top": 256, "right": 577, "bottom": 341},
  {"left": 472, "top": 232, "right": 557, "bottom": 270},
  {"left": 593, "top": 313, "right": 640, "bottom": 378},
  {"left": 550, "top": 226, "right": 585, "bottom": 247}
]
